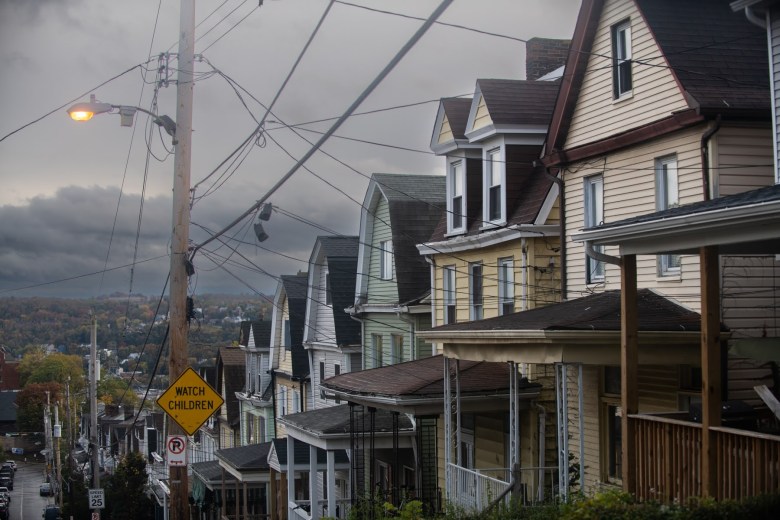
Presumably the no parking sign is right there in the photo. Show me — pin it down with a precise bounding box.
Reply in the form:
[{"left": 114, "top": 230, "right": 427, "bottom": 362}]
[{"left": 167, "top": 434, "right": 187, "bottom": 466}]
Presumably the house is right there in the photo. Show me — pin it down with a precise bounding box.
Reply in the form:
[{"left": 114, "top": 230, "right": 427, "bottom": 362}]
[
  {"left": 272, "top": 273, "right": 311, "bottom": 440},
  {"left": 274, "top": 235, "right": 360, "bottom": 519},
  {"left": 412, "top": 56, "right": 565, "bottom": 511},
  {"left": 0, "top": 347, "right": 20, "bottom": 391},
  {"left": 422, "top": 0, "right": 779, "bottom": 506},
  {"left": 215, "top": 346, "right": 246, "bottom": 449},
  {"left": 237, "top": 320, "right": 274, "bottom": 445}
]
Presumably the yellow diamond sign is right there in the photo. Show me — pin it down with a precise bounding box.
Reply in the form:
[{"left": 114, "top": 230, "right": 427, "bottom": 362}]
[{"left": 157, "top": 367, "right": 224, "bottom": 436}]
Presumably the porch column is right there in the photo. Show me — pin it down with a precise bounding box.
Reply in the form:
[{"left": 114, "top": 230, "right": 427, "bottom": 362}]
[
  {"left": 620, "top": 254, "right": 638, "bottom": 494},
  {"left": 700, "top": 246, "right": 722, "bottom": 497},
  {"left": 287, "top": 435, "right": 295, "bottom": 518},
  {"left": 310, "top": 444, "right": 320, "bottom": 520},
  {"left": 235, "top": 478, "right": 240, "bottom": 519},
  {"left": 243, "top": 482, "right": 249, "bottom": 519},
  {"left": 327, "top": 449, "right": 336, "bottom": 519},
  {"left": 270, "top": 468, "right": 277, "bottom": 520}
]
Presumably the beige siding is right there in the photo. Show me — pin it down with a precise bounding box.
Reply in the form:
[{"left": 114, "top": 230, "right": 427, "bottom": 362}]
[
  {"left": 471, "top": 95, "right": 492, "bottom": 133},
  {"left": 564, "top": 0, "right": 689, "bottom": 150},
  {"left": 565, "top": 126, "right": 705, "bottom": 310},
  {"left": 475, "top": 414, "right": 506, "bottom": 470},
  {"left": 713, "top": 125, "right": 775, "bottom": 196},
  {"left": 438, "top": 115, "right": 454, "bottom": 145},
  {"left": 432, "top": 238, "right": 560, "bottom": 325},
  {"left": 721, "top": 256, "right": 780, "bottom": 339}
]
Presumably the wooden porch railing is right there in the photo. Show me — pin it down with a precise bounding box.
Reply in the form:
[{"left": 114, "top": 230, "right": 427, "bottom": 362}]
[{"left": 630, "top": 414, "right": 780, "bottom": 503}]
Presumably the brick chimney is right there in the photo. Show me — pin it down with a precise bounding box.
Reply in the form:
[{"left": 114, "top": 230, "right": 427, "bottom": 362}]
[{"left": 526, "top": 37, "right": 571, "bottom": 80}]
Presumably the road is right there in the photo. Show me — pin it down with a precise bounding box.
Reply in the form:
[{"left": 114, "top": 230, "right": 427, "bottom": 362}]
[{"left": 6, "top": 462, "right": 54, "bottom": 520}]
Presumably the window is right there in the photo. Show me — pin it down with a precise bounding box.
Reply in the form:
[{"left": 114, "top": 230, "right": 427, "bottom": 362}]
[
  {"left": 443, "top": 266, "right": 456, "bottom": 324},
  {"left": 324, "top": 271, "right": 331, "bottom": 305},
  {"left": 498, "top": 257, "right": 514, "bottom": 315},
  {"left": 279, "top": 386, "right": 288, "bottom": 416},
  {"left": 334, "top": 365, "right": 341, "bottom": 403},
  {"left": 319, "top": 361, "right": 325, "bottom": 384},
  {"left": 606, "top": 404, "right": 622, "bottom": 481},
  {"left": 485, "top": 148, "right": 503, "bottom": 223},
  {"left": 584, "top": 175, "right": 605, "bottom": 283},
  {"left": 469, "top": 263, "right": 483, "bottom": 320},
  {"left": 380, "top": 240, "right": 394, "bottom": 280},
  {"left": 283, "top": 318, "right": 291, "bottom": 351},
  {"left": 612, "top": 20, "right": 632, "bottom": 98},
  {"left": 656, "top": 156, "right": 681, "bottom": 275},
  {"left": 391, "top": 334, "right": 404, "bottom": 364},
  {"left": 292, "top": 389, "right": 301, "bottom": 413},
  {"left": 449, "top": 160, "right": 466, "bottom": 232},
  {"left": 372, "top": 334, "right": 384, "bottom": 368}
]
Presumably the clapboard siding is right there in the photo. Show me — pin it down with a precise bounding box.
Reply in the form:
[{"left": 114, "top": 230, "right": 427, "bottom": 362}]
[
  {"left": 472, "top": 96, "right": 491, "bottom": 133},
  {"left": 714, "top": 125, "right": 774, "bottom": 196},
  {"left": 368, "top": 198, "right": 399, "bottom": 303},
  {"left": 475, "top": 414, "right": 506, "bottom": 469},
  {"left": 438, "top": 114, "right": 454, "bottom": 145},
  {"left": 311, "top": 349, "right": 347, "bottom": 410},
  {"left": 564, "top": 0, "right": 689, "bottom": 150},
  {"left": 313, "top": 263, "right": 336, "bottom": 342},
  {"left": 721, "top": 256, "right": 780, "bottom": 339}
]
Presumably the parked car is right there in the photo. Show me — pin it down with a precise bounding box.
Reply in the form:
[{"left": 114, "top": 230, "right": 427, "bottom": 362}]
[
  {"left": 40, "top": 482, "right": 52, "bottom": 496},
  {"left": 0, "top": 486, "right": 9, "bottom": 502},
  {"left": 0, "top": 477, "right": 11, "bottom": 491},
  {"left": 43, "top": 504, "right": 61, "bottom": 520},
  {"left": 3, "top": 462, "right": 15, "bottom": 472},
  {"left": 0, "top": 499, "right": 9, "bottom": 520}
]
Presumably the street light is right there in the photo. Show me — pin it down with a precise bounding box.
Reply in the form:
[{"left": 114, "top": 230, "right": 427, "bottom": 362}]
[{"left": 67, "top": 94, "right": 177, "bottom": 138}]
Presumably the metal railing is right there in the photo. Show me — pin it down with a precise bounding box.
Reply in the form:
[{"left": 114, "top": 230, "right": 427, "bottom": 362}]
[{"left": 446, "top": 464, "right": 559, "bottom": 513}]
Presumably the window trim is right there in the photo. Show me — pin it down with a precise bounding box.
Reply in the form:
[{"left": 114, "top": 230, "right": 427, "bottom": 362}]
[
  {"left": 443, "top": 265, "right": 457, "bottom": 325},
  {"left": 469, "top": 262, "right": 484, "bottom": 321},
  {"left": 655, "top": 155, "right": 682, "bottom": 276},
  {"left": 447, "top": 159, "right": 466, "bottom": 234},
  {"left": 391, "top": 334, "right": 404, "bottom": 364},
  {"left": 379, "top": 239, "right": 394, "bottom": 280},
  {"left": 612, "top": 19, "right": 633, "bottom": 99},
  {"left": 372, "top": 333, "right": 384, "bottom": 368},
  {"left": 584, "top": 175, "right": 605, "bottom": 283},
  {"left": 483, "top": 147, "right": 505, "bottom": 226},
  {"left": 498, "top": 257, "right": 515, "bottom": 316}
]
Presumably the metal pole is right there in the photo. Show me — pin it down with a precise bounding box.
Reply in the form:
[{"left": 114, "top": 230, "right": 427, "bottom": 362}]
[
  {"left": 90, "top": 316, "right": 100, "bottom": 506},
  {"left": 169, "top": 1, "right": 195, "bottom": 519}
]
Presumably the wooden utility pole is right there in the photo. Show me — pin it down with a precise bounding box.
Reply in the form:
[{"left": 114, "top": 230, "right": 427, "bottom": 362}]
[
  {"left": 169, "top": 1, "right": 195, "bottom": 519},
  {"left": 90, "top": 316, "right": 100, "bottom": 515}
]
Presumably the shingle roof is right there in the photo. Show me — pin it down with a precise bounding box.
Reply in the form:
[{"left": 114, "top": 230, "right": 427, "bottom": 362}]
[
  {"left": 475, "top": 79, "right": 560, "bottom": 126},
  {"left": 372, "top": 173, "right": 445, "bottom": 303},
  {"left": 280, "top": 403, "right": 413, "bottom": 435},
  {"left": 281, "top": 273, "right": 310, "bottom": 378},
  {"left": 270, "top": 438, "right": 349, "bottom": 466},
  {"left": 192, "top": 460, "right": 235, "bottom": 484},
  {"left": 429, "top": 289, "right": 725, "bottom": 333},
  {"left": 636, "top": 0, "right": 768, "bottom": 114},
  {"left": 440, "top": 97, "right": 472, "bottom": 140},
  {"left": 321, "top": 355, "right": 537, "bottom": 399},
  {"left": 217, "top": 441, "right": 272, "bottom": 471},
  {"left": 239, "top": 320, "right": 272, "bottom": 348},
  {"left": 217, "top": 347, "right": 246, "bottom": 426},
  {"left": 319, "top": 235, "right": 359, "bottom": 258},
  {"left": 318, "top": 236, "right": 361, "bottom": 346}
]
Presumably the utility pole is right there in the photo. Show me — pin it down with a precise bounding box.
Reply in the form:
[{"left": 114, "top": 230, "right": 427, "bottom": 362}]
[
  {"left": 169, "top": 1, "right": 195, "bottom": 519},
  {"left": 90, "top": 315, "right": 100, "bottom": 512},
  {"left": 55, "top": 403, "right": 63, "bottom": 507}
]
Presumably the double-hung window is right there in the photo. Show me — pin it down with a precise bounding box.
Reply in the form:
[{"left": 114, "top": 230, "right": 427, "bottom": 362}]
[
  {"left": 443, "top": 265, "right": 456, "bottom": 324},
  {"left": 470, "top": 262, "right": 483, "bottom": 320},
  {"left": 391, "top": 334, "right": 404, "bottom": 364},
  {"left": 449, "top": 160, "right": 466, "bottom": 233},
  {"left": 279, "top": 386, "right": 288, "bottom": 416},
  {"left": 612, "top": 20, "right": 632, "bottom": 98},
  {"left": 324, "top": 270, "right": 331, "bottom": 305},
  {"left": 656, "top": 155, "right": 681, "bottom": 275},
  {"left": 584, "top": 175, "right": 605, "bottom": 283},
  {"left": 372, "top": 333, "right": 384, "bottom": 368},
  {"left": 379, "top": 240, "right": 394, "bottom": 280},
  {"left": 498, "top": 257, "right": 514, "bottom": 315},
  {"left": 485, "top": 148, "right": 504, "bottom": 224}
]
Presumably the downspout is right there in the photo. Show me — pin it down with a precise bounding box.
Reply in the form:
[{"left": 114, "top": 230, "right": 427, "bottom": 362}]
[
  {"left": 521, "top": 239, "right": 529, "bottom": 311},
  {"left": 585, "top": 241, "right": 621, "bottom": 266},
  {"left": 744, "top": 6, "right": 767, "bottom": 29},
  {"left": 701, "top": 115, "right": 722, "bottom": 201},
  {"left": 535, "top": 403, "right": 546, "bottom": 503},
  {"left": 543, "top": 166, "right": 567, "bottom": 300}
]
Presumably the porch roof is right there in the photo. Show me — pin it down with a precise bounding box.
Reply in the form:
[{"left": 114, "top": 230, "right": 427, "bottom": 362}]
[
  {"left": 217, "top": 441, "right": 272, "bottom": 471},
  {"left": 268, "top": 437, "right": 350, "bottom": 473},
  {"left": 418, "top": 289, "right": 711, "bottom": 365},
  {"left": 321, "top": 355, "right": 541, "bottom": 413},
  {"left": 191, "top": 460, "right": 235, "bottom": 488}
]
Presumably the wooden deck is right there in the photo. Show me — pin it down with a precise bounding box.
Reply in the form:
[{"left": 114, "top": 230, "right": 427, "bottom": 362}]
[{"left": 630, "top": 413, "right": 780, "bottom": 503}]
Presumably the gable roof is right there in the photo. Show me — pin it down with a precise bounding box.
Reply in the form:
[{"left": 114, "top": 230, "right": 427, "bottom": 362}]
[
  {"left": 363, "top": 173, "right": 445, "bottom": 304},
  {"left": 545, "top": 0, "right": 769, "bottom": 163},
  {"left": 281, "top": 273, "right": 310, "bottom": 377},
  {"left": 467, "top": 79, "right": 560, "bottom": 138},
  {"left": 216, "top": 346, "right": 246, "bottom": 426},
  {"left": 430, "top": 97, "right": 475, "bottom": 154},
  {"left": 239, "top": 320, "right": 272, "bottom": 349},
  {"left": 316, "top": 236, "right": 361, "bottom": 346}
]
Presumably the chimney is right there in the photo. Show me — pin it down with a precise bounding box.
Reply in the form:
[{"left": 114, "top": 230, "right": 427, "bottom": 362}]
[{"left": 526, "top": 37, "right": 571, "bottom": 81}]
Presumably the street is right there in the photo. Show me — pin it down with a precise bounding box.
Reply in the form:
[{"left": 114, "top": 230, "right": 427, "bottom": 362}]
[{"left": 6, "top": 462, "right": 54, "bottom": 520}]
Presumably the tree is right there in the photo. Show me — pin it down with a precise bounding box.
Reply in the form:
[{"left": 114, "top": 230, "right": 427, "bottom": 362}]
[
  {"left": 16, "top": 381, "right": 63, "bottom": 433},
  {"left": 104, "top": 452, "right": 155, "bottom": 520},
  {"left": 18, "top": 351, "right": 86, "bottom": 395},
  {"left": 98, "top": 376, "right": 139, "bottom": 409}
]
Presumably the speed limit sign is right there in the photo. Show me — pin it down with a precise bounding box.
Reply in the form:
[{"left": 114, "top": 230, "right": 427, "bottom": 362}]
[{"left": 89, "top": 488, "right": 105, "bottom": 509}]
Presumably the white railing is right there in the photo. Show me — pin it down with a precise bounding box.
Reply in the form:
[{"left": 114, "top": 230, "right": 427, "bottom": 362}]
[
  {"left": 447, "top": 464, "right": 559, "bottom": 513},
  {"left": 288, "top": 498, "right": 352, "bottom": 519}
]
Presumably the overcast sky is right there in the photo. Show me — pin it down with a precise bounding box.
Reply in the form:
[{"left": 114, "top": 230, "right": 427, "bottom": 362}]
[{"left": 0, "top": 0, "right": 579, "bottom": 300}]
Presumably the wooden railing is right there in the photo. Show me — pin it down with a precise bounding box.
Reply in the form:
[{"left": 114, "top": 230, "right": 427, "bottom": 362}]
[
  {"left": 630, "top": 414, "right": 780, "bottom": 503},
  {"left": 713, "top": 425, "right": 780, "bottom": 500}
]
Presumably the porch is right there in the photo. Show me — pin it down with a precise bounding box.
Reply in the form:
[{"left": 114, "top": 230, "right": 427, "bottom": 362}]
[
  {"left": 630, "top": 413, "right": 780, "bottom": 503},
  {"left": 447, "top": 464, "right": 559, "bottom": 512}
]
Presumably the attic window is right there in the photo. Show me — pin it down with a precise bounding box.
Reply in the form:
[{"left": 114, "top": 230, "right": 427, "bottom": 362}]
[
  {"left": 612, "top": 20, "right": 632, "bottom": 99},
  {"left": 448, "top": 159, "right": 466, "bottom": 233},
  {"left": 380, "top": 240, "right": 394, "bottom": 280}
]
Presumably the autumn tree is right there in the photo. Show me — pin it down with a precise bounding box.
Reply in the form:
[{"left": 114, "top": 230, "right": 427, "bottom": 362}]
[
  {"left": 98, "top": 376, "right": 139, "bottom": 409},
  {"left": 18, "top": 350, "right": 86, "bottom": 395},
  {"left": 16, "top": 381, "right": 63, "bottom": 433}
]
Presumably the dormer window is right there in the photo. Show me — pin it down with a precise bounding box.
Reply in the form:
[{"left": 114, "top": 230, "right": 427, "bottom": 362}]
[
  {"left": 448, "top": 159, "right": 466, "bottom": 233},
  {"left": 612, "top": 20, "right": 632, "bottom": 99},
  {"left": 484, "top": 147, "right": 504, "bottom": 224}
]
